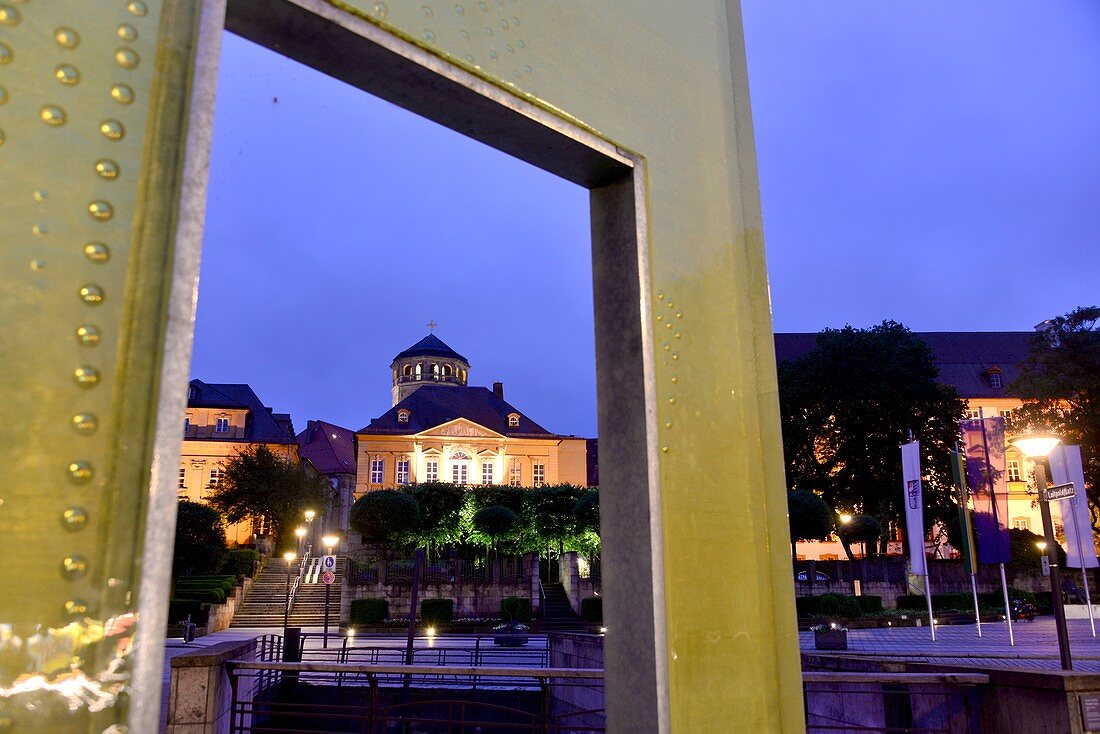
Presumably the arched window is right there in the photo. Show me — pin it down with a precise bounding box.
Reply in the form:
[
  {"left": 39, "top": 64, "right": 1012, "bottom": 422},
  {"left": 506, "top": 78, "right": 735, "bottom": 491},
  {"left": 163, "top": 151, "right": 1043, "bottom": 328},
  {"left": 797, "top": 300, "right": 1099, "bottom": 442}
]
[
  {"left": 403, "top": 364, "right": 412, "bottom": 376},
  {"left": 507, "top": 413, "right": 521, "bottom": 428},
  {"left": 415, "top": 363, "right": 422, "bottom": 378},
  {"left": 397, "top": 409, "right": 410, "bottom": 424},
  {"left": 450, "top": 451, "right": 471, "bottom": 484},
  {"left": 431, "top": 363, "right": 440, "bottom": 375},
  {"left": 442, "top": 364, "right": 452, "bottom": 377}
]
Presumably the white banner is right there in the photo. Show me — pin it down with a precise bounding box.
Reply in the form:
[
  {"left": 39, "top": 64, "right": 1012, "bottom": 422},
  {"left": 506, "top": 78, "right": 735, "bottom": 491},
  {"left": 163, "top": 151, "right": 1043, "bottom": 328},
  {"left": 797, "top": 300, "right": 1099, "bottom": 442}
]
[
  {"left": 1049, "top": 445, "right": 1098, "bottom": 569},
  {"left": 901, "top": 440, "right": 927, "bottom": 576}
]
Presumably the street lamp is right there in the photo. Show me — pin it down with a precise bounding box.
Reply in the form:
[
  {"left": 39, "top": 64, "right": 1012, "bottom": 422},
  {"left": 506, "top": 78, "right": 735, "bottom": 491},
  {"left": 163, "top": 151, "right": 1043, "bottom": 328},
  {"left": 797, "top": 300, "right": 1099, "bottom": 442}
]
[
  {"left": 294, "top": 526, "right": 306, "bottom": 555},
  {"left": 283, "top": 551, "right": 297, "bottom": 630},
  {"left": 1010, "top": 433, "right": 1072, "bottom": 670},
  {"left": 321, "top": 534, "right": 339, "bottom": 648},
  {"left": 304, "top": 509, "right": 316, "bottom": 554}
]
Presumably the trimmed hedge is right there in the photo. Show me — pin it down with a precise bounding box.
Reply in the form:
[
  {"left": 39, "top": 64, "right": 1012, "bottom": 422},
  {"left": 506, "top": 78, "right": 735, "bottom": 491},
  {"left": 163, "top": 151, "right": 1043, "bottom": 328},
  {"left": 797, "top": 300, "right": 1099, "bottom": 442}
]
[
  {"left": 177, "top": 579, "right": 233, "bottom": 595},
  {"left": 501, "top": 597, "right": 532, "bottom": 623},
  {"left": 421, "top": 598, "right": 454, "bottom": 625},
  {"left": 897, "top": 588, "right": 1036, "bottom": 612},
  {"left": 168, "top": 598, "right": 208, "bottom": 625},
  {"left": 219, "top": 548, "right": 260, "bottom": 578},
  {"left": 580, "top": 596, "right": 602, "bottom": 624},
  {"left": 173, "top": 588, "right": 225, "bottom": 604},
  {"left": 857, "top": 596, "right": 883, "bottom": 615},
  {"left": 349, "top": 599, "right": 389, "bottom": 625},
  {"left": 796, "top": 594, "right": 880, "bottom": 618}
]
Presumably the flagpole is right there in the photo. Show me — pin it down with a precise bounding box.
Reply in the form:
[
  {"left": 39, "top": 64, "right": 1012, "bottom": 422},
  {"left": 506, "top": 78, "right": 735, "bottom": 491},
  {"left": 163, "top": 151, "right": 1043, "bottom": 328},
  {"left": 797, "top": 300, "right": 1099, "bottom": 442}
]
[
  {"left": 970, "top": 572, "right": 982, "bottom": 637},
  {"left": 923, "top": 571, "right": 936, "bottom": 641},
  {"left": 1000, "top": 562, "right": 1015, "bottom": 646},
  {"left": 1083, "top": 568, "right": 1096, "bottom": 638},
  {"left": 1058, "top": 448, "right": 1097, "bottom": 638}
]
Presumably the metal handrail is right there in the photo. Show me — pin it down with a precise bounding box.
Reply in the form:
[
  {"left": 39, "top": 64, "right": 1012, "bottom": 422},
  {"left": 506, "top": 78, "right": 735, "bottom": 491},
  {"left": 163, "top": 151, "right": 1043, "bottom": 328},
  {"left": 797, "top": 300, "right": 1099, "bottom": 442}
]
[
  {"left": 229, "top": 660, "right": 603, "bottom": 678},
  {"left": 286, "top": 548, "right": 311, "bottom": 616}
]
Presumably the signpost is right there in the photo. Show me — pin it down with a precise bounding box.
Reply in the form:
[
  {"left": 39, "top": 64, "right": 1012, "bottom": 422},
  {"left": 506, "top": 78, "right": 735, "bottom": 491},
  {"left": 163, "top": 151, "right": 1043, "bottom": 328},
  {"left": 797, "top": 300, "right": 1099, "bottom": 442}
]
[
  {"left": 322, "top": 571, "right": 335, "bottom": 585},
  {"left": 1043, "top": 482, "right": 1076, "bottom": 502}
]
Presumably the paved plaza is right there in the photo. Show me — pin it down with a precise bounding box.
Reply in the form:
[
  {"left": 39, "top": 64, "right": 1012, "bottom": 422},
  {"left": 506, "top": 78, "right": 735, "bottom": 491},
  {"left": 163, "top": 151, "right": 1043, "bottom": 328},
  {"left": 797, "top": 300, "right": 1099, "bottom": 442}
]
[{"left": 800, "top": 617, "right": 1100, "bottom": 671}]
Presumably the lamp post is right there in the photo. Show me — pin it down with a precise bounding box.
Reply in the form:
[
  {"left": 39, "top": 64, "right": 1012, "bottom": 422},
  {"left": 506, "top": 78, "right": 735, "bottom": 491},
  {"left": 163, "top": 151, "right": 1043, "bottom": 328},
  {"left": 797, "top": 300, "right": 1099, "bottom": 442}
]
[
  {"left": 283, "top": 551, "right": 297, "bottom": 630},
  {"left": 1010, "top": 434, "right": 1072, "bottom": 670},
  {"left": 294, "top": 526, "right": 306, "bottom": 556},
  {"left": 1037, "top": 541, "right": 1051, "bottom": 577},
  {"left": 322, "top": 534, "right": 339, "bottom": 648},
  {"left": 304, "top": 509, "right": 316, "bottom": 554}
]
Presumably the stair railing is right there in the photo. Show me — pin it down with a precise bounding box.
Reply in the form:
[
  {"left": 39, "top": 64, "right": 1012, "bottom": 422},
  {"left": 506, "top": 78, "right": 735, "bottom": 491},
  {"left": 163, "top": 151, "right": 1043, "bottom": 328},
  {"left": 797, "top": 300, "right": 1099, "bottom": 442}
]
[
  {"left": 287, "top": 547, "right": 311, "bottom": 618},
  {"left": 538, "top": 576, "right": 546, "bottom": 625}
]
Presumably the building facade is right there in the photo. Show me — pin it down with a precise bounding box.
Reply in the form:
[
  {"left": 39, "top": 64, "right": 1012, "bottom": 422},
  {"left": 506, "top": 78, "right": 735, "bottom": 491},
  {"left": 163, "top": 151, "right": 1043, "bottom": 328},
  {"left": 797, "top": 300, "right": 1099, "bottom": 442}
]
[
  {"left": 179, "top": 380, "right": 299, "bottom": 544},
  {"left": 356, "top": 335, "right": 589, "bottom": 495},
  {"left": 775, "top": 330, "right": 1055, "bottom": 560}
]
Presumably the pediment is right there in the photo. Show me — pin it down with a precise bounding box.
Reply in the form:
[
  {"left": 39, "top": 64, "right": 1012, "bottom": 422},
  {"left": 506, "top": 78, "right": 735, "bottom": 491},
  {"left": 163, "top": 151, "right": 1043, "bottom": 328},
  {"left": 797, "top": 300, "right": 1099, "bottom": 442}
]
[{"left": 417, "top": 418, "right": 503, "bottom": 440}]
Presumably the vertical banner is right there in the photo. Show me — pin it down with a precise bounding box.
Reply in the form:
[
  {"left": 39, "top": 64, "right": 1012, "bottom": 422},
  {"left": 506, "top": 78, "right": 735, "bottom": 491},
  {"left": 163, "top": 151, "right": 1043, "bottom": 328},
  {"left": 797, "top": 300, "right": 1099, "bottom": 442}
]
[
  {"left": 1050, "top": 445, "right": 1098, "bottom": 569},
  {"left": 961, "top": 417, "right": 1011, "bottom": 564},
  {"left": 901, "top": 440, "right": 927, "bottom": 575},
  {"left": 949, "top": 449, "right": 979, "bottom": 575}
]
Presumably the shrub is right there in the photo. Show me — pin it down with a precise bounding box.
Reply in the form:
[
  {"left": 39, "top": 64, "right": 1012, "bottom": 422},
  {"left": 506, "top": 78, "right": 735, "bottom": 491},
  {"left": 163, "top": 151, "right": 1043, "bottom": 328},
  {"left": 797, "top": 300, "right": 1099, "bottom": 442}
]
[
  {"left": 173, "top": 588, "right": 225, "bottom": 604},
  {"left": 349, "top": 599, "right": 389, "bottom": 625},
  {"left": 501, "top": 597, "right": 532, "bottom": 623},
  {"left": 421, "top": 598, "right": 454, "bottom": 625},
  {"left": 836, "top": 595, "right": 862, "bottom": 618},
  {"left": 810, "top": 594, "right": 862, "bottom": 618},
  {"left": 168, "top": 599, "right": 208, "bottom": 625},
  {"left": 219, "top": 548, "right": 260, "bottom": 577},
  {"left": 176, "top": 579, "right": 233, "bottom": 596},
  {"left": 856, "top": 596, "right": 883, "bottom": 615},
  {"left": 796, "top": 596, "right": 822, "bottom": 617},
  {"left": 580, "top": 596, "right": 602, "bottom": 623},
  {"left": 818, "top": 594, "right": 840, "bottom": 616}
]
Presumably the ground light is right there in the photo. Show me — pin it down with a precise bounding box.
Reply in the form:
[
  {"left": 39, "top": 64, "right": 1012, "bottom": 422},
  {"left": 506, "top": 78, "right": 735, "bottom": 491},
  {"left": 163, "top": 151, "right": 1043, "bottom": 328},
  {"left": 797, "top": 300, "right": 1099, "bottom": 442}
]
[{"left": 1009, "top": 433, "right": 1072, "bottom": 670}]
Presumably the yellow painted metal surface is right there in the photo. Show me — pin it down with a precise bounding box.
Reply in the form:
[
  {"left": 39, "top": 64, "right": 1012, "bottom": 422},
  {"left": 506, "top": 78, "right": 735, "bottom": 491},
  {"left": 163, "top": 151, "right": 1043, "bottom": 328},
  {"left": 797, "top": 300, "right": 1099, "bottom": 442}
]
[
  {"left": 1, "top": 0, "right": 802, "bottom": 731},
  {"left": 0, "top": 1, "right": 202, "bottom": 730}
]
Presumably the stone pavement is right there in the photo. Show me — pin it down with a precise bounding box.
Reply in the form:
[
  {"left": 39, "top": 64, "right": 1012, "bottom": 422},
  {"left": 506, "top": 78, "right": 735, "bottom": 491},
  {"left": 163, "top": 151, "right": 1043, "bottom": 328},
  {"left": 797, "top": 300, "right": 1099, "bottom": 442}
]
[{"left": 800, "top": 617, "right": 1100, "bottom": 671}]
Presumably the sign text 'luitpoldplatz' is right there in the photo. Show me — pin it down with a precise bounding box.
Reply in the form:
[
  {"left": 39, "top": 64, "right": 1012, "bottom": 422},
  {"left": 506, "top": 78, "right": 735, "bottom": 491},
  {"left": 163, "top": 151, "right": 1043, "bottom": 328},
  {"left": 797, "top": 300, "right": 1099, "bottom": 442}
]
[{"left": 1044, "top": 482, "right": 1076, "bottom": 502}]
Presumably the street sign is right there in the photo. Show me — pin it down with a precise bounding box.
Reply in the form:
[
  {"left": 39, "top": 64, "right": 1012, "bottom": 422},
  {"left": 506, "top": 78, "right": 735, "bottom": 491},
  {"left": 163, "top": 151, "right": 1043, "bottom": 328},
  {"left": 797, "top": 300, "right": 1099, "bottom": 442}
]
[
  {"left": 321, "top": 554, "right": 337, "bottom": 572},
  {"left": 322, "top": 571, "right": 335, "bottom": 585},
  {"left": 1044, "top": 482, "right": 1076, "bottom": 502}
]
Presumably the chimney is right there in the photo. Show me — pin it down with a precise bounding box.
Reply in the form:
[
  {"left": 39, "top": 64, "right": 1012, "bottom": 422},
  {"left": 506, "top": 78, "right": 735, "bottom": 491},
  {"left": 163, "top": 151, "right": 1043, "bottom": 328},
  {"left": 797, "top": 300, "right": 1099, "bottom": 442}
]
[{"left": 493, "top": 381, "right": 504, "bottom": 399}]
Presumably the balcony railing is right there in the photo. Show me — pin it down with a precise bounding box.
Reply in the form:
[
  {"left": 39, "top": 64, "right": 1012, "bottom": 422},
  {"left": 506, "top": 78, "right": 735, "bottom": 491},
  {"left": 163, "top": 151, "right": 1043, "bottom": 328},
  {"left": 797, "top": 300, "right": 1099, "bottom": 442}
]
[{"left": 396, "top": 373, "right": 464, "bottom": 385}]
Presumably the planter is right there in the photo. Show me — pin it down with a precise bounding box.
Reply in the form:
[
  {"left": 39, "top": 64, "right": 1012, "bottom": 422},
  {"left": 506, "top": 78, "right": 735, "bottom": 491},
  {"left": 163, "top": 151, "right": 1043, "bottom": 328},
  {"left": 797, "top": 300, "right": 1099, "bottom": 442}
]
[
  {"left": 494, "top": 632, "right": 529, "bottom": 647},
  {"left": 813, "top": 628, "right": 848, "bottom": 650}
]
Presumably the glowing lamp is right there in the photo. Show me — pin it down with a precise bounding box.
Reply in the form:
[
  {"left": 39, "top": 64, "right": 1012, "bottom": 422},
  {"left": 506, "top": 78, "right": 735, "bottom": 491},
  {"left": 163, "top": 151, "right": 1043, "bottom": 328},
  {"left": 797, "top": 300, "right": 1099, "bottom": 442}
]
[{"left": 1008, "top": 435, "right": 1061, "bottom": 459}]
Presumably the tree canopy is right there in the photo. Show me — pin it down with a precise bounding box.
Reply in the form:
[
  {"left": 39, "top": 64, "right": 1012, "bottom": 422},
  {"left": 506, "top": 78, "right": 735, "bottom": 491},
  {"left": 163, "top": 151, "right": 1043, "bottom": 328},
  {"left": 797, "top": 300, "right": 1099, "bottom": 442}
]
[
  {"left": 778, "top": 321, "right": 966, "bottom": 536},
  {"left": 1010, "top": 306, "right": 1100, "bottom": 529},
  {"left": 349, "top": 489, "right": 420, "bottom": 543},
  {"left": 173, "top": 500, "right": 226, "bottom": 576},
  {"left": 787, "top": 489, "right": 833, "bottom": 560},
  {"left": 205, "top": 445, "right": 334, "bottom": 551}
]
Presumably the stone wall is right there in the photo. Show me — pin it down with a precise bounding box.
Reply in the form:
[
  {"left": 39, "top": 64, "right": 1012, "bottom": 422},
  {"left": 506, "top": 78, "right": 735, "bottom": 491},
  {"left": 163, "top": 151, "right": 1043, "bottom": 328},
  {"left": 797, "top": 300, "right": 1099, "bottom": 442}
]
[
  {"left": 166, "top": 638, "right": 260, "bottom": 734},
  {"left": 559, "top": 552, "right": 601, "bottom": 614},
  {"left": 548, "top": 633, "right": 605, "bottom": 731},
  {"left": 205, "top": 577, "right": 253, "bottom": 633}
]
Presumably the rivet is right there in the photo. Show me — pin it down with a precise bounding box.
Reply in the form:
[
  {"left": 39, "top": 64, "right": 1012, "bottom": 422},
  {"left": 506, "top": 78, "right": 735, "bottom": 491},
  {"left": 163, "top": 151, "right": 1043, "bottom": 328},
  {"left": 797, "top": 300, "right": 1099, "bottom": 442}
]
[
  {"left": 656, "top": 291, "right": 664, "bottom": 300},
  {"left": 675, "top": 311, "right": 683, "bottom": 319},
  {"left": 115, "top": 47, "right": 139, "bottom": 69},
  {"left": 63, "top": 598, "right": 89, "bottom": 617},
  {"left": 30, "top": 259, "right": 45, "bottom": 271},
  {"left": 88, "top": 200, "right": 114, "bottom": 221},
  {"left": 671, "top": 376, "right": 678, "bottom": 383},
  {"left": 664, "top": 422, "right": 673, "bottom": 429},
  {"left": 55, "top": 64, "right": 80, "bottom": 85},
  {"left": 76, "top": 325, "right": 100, "bottom": 345},
  {"left": 0, "top": 5, "right": 20, "bottom": 26},
  {"left": 0, "top": 86, "right": 8, "bottom": 105},
  {"left": 422, "top": 4, "right": 434, "bottom": 18},
  {"left": 668, "top": 397, "right": 676, "bottom": 405},
  {"left": 662, "top": 342, "right": 670, "bottom": 351},
  {"left": 665, "top": 322, "right": 672, "bottom": 329},
  {"left": 0, "top": 128, "right": 4, "bottom": 146},
  {"left": 84, "top": 242, "right": 110, "bottom": 263},
  {"left": 32, "top": 223, "right": 47, "bottom": 236},
  {"left": 117, "top": 23, "right": 138, "bottom": 41},
  {"left": 100, "top": 120, "right": 125, "bottom": 140},
  {"left": 41, "top": 104, "right": 67, "bottom": 126},
  {"left": 62, "top": 507, "right": 89, "bottom": 530},
  {"left": 80, "top": 285, "right": 104, "bottom": 305},
  {"left": 33, "top": 189, "right": 46, "bottom": 202},
  {"left": 423, "top": 29, "right": 435, "bottom": 42},
  {"left": 672, "top": 353, "right": 680, "bottom": 361},
  {"left": 126, "top": 0, "right": 148, "bottom": 17},
  {"left": 74, "top": 366, "right": 100, "bottom": 387},
  {"left": 110, "top": 84, "right": 134, "bottom": 104},
  {"left": 661, "top": 446, "right": 669, "bottom": 453},
  {"left": 0, "top": 42, "right": 11, "bottom": 64},
  {"left": 55, "top": 27, "right": 80, "bottom": 49},
  {"left": 72, "top": 413, "right": 98, "bottom": 434},
  {"left": 95, "top": 159, "right": 120, "bottom": 179},
  {"left": 62, "top": 555, "right": 88, "bottom": 579},
  {"left": 667, "top": 300, "right": 675, "bottom": 308},
  {"left": 655, "top": 314, "right": 663, "bottom": 322},
  {"left": 68, "top": 461, "right": 93, "bottom": 483},
  {"left": 674, "top": 332, "right": 682, "bottom": 339},
  {"left": 372, "top": 2, "right": 388, "bottom": 18}
]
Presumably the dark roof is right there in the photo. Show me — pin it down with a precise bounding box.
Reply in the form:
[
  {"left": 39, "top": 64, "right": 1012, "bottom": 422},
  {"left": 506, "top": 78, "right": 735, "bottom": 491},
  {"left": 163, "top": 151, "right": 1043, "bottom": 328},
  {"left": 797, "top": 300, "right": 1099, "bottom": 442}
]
[
  {"left": 186, "top": 380, "right": 297, "bottom": 443},
  {"left": 393, "top": 334, "right": 469, "bottom": 364},
  {"left": 774, "top": 331, "right": 1034, "bottom": 399},
  {"left": 359, "top": 385, "right": 555, "bottom": 437},
  {"left": 297, "top": 420, "right": 356, "bottom": 475}
]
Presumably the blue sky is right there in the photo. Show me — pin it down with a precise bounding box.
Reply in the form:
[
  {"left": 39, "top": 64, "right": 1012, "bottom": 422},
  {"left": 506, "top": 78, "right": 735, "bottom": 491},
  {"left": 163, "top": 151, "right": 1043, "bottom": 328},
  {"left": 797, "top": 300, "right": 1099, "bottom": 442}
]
[{"left": 191, "top": 3, "right": 1100, "bottom": 439}]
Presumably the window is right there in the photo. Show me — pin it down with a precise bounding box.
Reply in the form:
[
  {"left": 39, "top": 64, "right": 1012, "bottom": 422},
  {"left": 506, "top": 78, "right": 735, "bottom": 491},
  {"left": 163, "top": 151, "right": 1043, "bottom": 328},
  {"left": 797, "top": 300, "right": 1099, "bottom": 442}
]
[
  {"left": 187, "top": 386, "right": 196, "bottom": 400},
  {"left": 999, "top": 409, "right": 1013, "bottom": 420},
  {"left": 507, "top": 413, "right": 520, "bottom": 428},
  {"left": 965, "top": 409, "right": 981, "bottom": 420},
  {"left": 184, "top": 416, "right": 191, "bottom": 433},
  {"left": 396, "top": 457, "right": 410, "bottom": 484},
  {"left": 1012, "top": 517, "right": 1031, "bottom": 531},
  {"left": 533, "top": 462, "right": 546, "bottom": 487},
  {"left": 215, "top": 417, "right": 230, "bottom": 433},
  {"left": 208, "top": 467, "right": 225, "bottom": 488},
  {"left": 370, "top": 458, "right": 384, "bottom": 484},
  {"left": 397, "top": 409, "right": 410, "bottom": 424},
  {"left": 1007, "top": 460, "right": 1021, "bottom": 482},
  {"left": 442, "top": 364, "right": 452, "bottom": 377},
  {"left": 403, "top": 364, "right": 412, "bottom": 376},
  {"left": 178, "top": 468, "right": 187, "bottom": 489},
  {"left": 481, "top": 461, "right": 494, "bottom": 485},
  {"left": 452, "top": 461, "right": 469, "bottom": 484},
  {"left": 509, "top": 458, "right": 522, "bottom": 487},
  {"left": 425, "top": 459, "right": 438, "bottom": 482},
  {"left": 415, "top": 363, "right": 422, "bottom": 377},
  {"left": 989, "top": 373, "right": 1003, "bottom": 389}
]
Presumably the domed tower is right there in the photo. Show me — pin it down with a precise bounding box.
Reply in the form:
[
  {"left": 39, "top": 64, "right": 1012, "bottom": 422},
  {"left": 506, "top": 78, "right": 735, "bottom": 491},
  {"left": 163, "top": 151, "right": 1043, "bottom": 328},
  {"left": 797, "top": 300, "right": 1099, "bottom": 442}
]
[{"left": 390, "top": 334, "right": 471, "bottom": 406}]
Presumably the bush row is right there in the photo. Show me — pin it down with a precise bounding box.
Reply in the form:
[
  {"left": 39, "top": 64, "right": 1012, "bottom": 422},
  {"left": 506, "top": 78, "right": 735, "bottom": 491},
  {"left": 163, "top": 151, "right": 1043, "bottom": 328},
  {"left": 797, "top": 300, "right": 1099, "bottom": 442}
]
[
  {"left": 796, "top": 594, "right": 882, "bottom": 618},
  {"left": 346, "top": 595, "right": 603, "bottom": 626},
  {"left": 168, "top": 598, "right": 208, "bottom": 625},
  {"left": 896, "top": 588, "right": 1037, "bottom": 612}
]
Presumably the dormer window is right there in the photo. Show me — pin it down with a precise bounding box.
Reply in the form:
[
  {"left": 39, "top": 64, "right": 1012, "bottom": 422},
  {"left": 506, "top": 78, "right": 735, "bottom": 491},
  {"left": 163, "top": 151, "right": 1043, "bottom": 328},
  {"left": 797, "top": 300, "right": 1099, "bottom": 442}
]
[
  {"left": 215, "top": 417, "right": 230, "bottom": 433},
  {"left": 507, "top": 413, "right": 520, "bottom": 428},
  {"left": 187, "top": 386, "right": 196, "bottom": 400},
  {"left": 986, "top": 367, "right": 1003, "bottom": 389},
  {"left": 397, "top": 409, "right": 410, "bottom": 424}
]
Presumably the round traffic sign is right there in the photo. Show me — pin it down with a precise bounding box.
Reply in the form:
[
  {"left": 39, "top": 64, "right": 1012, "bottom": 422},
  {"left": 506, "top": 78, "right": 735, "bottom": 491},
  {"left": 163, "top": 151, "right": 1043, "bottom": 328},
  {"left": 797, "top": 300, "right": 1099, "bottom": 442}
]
[{"left": 322, "top": 570, "right": 335, "bottom": 585}]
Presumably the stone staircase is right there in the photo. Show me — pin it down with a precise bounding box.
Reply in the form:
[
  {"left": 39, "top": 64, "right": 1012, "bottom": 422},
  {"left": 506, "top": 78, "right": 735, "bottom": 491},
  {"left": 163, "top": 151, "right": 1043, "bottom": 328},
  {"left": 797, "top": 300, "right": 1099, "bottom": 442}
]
[
  {"left": 540, "top": 582, "right": 585, "bottom": 631},
  {"left": 231, "top": 556, "right": 344, "bottom": 628}
]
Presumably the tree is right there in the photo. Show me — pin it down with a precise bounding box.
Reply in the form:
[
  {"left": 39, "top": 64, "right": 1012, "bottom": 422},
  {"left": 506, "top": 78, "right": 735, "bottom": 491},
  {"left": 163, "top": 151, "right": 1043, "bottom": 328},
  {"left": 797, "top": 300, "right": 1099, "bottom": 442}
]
[
  {"left": 206, "top": 445, "right": 334, "bottom": 551},
  {"left": 526, "top": 484, "right": 586, "bottom": 554},
  {"left": 778, "top": 321, "right": 967, "bottom": 540},
  {"left": 574, "top": 489, "right": 600, "bottom": 535},
  {"left": 837, "top": 514, "right": 881, "bottom": 562},
  {"left": 173, "top": 500, "right": 226, "bottom": 576},
  {"left": 1010, "top": 306, "right": 1100, "bottom": 530},
  {"left": 472, "top": 505, "right": 518, "bottom": 553},
  {"left": 404, "top": 482, "right": 466, "bottom": 549},
  {"left": 786, "top": 490, "right": 833, "bottom": 562},
  {"left": 349, "top": 489, "right": 420, "bottom": 545}
]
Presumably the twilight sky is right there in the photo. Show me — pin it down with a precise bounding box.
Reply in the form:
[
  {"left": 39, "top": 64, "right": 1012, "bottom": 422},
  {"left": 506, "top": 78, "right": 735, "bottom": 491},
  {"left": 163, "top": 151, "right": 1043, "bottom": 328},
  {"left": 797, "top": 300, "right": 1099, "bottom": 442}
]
[{"left": 191, "top": 3, "right": 1100, "bottom": 440}]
